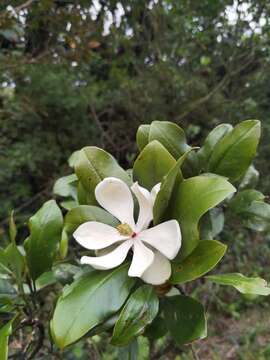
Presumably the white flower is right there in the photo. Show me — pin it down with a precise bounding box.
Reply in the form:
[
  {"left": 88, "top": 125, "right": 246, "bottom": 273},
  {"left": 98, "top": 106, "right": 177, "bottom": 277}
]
[{"left": 73, "top": 177, "right": 181, "bottom": 285}]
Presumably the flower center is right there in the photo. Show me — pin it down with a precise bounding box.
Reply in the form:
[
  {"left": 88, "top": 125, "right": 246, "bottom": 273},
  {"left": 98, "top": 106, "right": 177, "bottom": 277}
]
[{"left": 117, "top": 223, "right": 134, "bottom": 237}]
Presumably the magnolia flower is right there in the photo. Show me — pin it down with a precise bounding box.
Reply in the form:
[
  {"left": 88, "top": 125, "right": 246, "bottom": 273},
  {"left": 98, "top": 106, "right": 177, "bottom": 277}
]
[{"left": 73, "top": 177, "right": 181, "bottom": 285}]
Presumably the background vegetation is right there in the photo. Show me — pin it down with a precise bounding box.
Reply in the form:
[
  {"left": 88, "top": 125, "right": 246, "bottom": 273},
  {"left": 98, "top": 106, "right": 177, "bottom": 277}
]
[{"left": 1, "top": 0, "right": 270, "bottom": 358}]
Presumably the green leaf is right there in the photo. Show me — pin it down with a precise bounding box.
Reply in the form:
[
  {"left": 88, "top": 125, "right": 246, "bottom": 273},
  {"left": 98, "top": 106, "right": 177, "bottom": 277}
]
[
  {"left": 200, "top": 208, "right": 225, "bottom": 240},
  {"left": 0, "top": 319, "right": 13, "bottom": 360},
  {"left": 68, "top": 150, "right": 81, "bottom": 168},
  {"left": 9, "top": 211, "right": 17, "bottom": 244},
  {"left": 208, "top": 120, "right": 261, "bottom": 182},
  {"left": 239, "top": 165, "right": 259, "bottom": 190},
  {"left": 153, "top": 149, "right": 195, "bottom": 225},
  {"left": 0, "top": 279, "right": 16, "bottom": 300},
  {"left": 133, "top": 140, "right": 176, "bottom": 190},
  {"left": 60, "top": 200, "right": 78, "bottom": 210},
  {"left": 75, "top": 146, "right": 131, "bottom": 205},
  {"left": 53, "top": 174, "right": 78, "bottom": 200},
  {"left": 144, "top": 315, "right": 167, "bottom": 340},
  {"left": 149, "top": 121, "right": 190, "bottom": 159},
  {"left": 196, "top": 123, "right": 233, "bottom": 171},
  {"left": 229, "top": 189, "right": 265, "bottom": 214},
  {"left": 229, "top": 190, "right": 270, "bottom": 231},
  {"left": 171, "top": 174, "right": 235, "bottom": 259},
  {"left": 25, "top": 200, "right": 63, "bottom": 280},
  {"left": 77, "top": 181, "right": 93, "bottom": 205},
  {"left": 171, "top": 240, "right": 227, "bottom": 284},
  {"left": 206, "top": 273, "right": 270, "bottom": 296},
  {"left": 4, "top": 244, "right": 24, "bottom": 282},
  {"left": 242, "top": 201, "right": 270, "bottom": 231},
  {"left": 51, "top": 263, "right": 136, "bottom": 349},
  {"left": 163, "top": 295, "right": 207, "bottom": 346},
  {"left": 111, "top": 285, "right": 159, "bottom": 346},
  {"left": 64, "top": 205, "right": 119, "bottom": 235},
  {"left": 136, "top": 124, "right": 150, "bottom": 152}
]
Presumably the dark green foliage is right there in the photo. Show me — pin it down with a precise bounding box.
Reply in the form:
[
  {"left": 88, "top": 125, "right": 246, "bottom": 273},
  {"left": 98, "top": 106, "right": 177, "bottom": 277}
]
[{"left": 1, "top": 0, "right": 270, "bottom": 224}]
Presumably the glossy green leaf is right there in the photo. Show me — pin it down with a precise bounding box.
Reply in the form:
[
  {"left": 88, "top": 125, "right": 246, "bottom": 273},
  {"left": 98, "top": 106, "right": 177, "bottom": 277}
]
[
  {"left": 229, "top": 189, "right": 265, "bottom": 214},
  {"left": 4, "top": 244, "right": 24, "bottom": 282},
  {"left": 68, "top": 150, "right": 80, "bottom": 168},
  {"left": 25, "top": 200, "right": 63, "bottom": 280},
  {"left": 196, "top": 123, "right": 233, "bottom": 171},
  {"left": 75, "top": 146, "right": 131, "bottom": 205},
  {"left": 240, "top": 201, "right": 270, "bottom": 232},
  {"left": 239, "top": 165, "right": 259, "bottom": 190},
  {"left": 206, "top": 273, "right": 270, "bottom": 295},
  {"left": 133, "top": 140, "right": 176, "bottom": 190},
  {"left": 64, "top": 205, "right": 119, "bottom": 235},
  {"left": 229, "top": 190, "right": 270, "bottom": 231},
  {"left": 200, "top": 208, "right": 225, "bottom": 240},
  {"left": 164, "top": 295, "right": 207, "bottom": 346},
  {"left": 111, "top": 285, "right": 159, "bottom": 346},
  {"left": 0, "top": 320, "right": 13, "bottom": 360},
  {"left": 53, "top": 174, "right": 78, "bottom": 200},
  {"left": 149, "top": 121, "right": 190, "bottom": 159},
  {"left": 144, "top": 315, "right": 167, "bottom": 340},
  {"left": 51, "top": 263, "right": 135, "bottom": 348},
  {"left": 0, "top": 279, "right": 16, "bottom": 300},
  {"left": 171, "top": 240, "right": 227, "bottom": 284},
  {"left": 171, "top": 175, "right": 235, "bottom": 259},
  {"left": 153, "top": 149, "right": 195, "bottom": 225},
  {"left": 136, "top": 124, "right": 150, "bottom": 152},
  {"left": 60, "top": 200, "right": 78, "bottom": 210},
  {"left": 77, "top": 181, "right": 93, "bottom": 205},
  {"left": 208, "top": 120, "right": 261, "bottom": 182}
]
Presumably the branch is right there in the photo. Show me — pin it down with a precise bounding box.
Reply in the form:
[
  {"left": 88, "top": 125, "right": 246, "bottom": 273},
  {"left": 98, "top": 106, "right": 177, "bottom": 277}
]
[
  {"left": 177, "top": 52, "right": 256, "bottom": 121},
  {"left": 13, "top": 0, "right": 35, "bottom": 13}
]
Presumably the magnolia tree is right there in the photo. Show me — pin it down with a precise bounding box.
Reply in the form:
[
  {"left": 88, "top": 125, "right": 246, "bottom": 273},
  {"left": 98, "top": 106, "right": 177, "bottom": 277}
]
[{"left": 1, "top": 120, "right": 270, "bottom": 358}]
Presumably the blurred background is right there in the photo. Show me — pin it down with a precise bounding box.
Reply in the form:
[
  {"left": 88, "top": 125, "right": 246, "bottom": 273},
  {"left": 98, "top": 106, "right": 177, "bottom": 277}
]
[{"left": 1, "top": 1, "right": 270, "bottom": 358}]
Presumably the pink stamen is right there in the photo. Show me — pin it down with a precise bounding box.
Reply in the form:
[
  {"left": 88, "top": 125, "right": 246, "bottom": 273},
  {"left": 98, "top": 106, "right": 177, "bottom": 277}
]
[{"left": 132, "top": 232, "right": 137, "bottom": 238}]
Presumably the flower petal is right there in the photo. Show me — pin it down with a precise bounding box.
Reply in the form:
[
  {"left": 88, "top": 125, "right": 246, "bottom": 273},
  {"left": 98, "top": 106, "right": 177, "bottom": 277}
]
[
  {"left": 128, "top": 240, "right": 154, "bottom": 277},
  {"left": 151, "top": 182, "right": 161, "bottom": 204},
  {"left": 139, "top": 220, "right": 181, "bottom": 260},
  {"left": 131, "top": 182, "right": 153, "bottom": 232},
  {"left": 141, "top": 251, "right": 171, "bottom": 285},
  {"left": 73, "top": 221, "right": 128, "bottom": 250},
  {"left": 81, "top": 239, "right": 133, "bottom": 270},
  {"left": 95, "top": 177, "right": 135, "bottom": 229}
]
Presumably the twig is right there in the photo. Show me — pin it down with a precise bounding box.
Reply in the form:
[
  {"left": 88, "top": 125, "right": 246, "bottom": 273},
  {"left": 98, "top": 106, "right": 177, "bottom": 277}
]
[
  {"left": 191, "top": 344, "right": 200, "bottom": 360},
  {"left": 14, "top": 0, "right": 35, "bottom": 12},
  {"left": 89, "top": 104, "right": 118, "bottom": 152},
  {"left": 177, "top": 51, "right": 256, "bottom": 121}
]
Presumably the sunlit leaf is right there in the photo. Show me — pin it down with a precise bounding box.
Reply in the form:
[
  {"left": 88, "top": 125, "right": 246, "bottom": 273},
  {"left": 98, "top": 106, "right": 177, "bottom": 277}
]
[{"left": 206, "top": 273, "right": 270, "bottom": 295}]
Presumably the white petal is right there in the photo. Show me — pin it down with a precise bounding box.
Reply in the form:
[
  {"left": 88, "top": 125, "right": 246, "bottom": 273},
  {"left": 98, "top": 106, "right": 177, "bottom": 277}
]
[
  {"left": 81, "top": 239, "right": 133, "bottom": 270},
  {"left": 95, "top": 177, "right": 135, "bottom": 229},
  {"left": 141, "top": 251, "right": 171, "bottom": 285},
  {"left": 151, "top": 182, "right": 161, "bottom": 204},
  {"left": 128, "top": 240, "right": 154, "bottom": 277},
  {"left": 131, "top": 182, "right": 153, "bottom": 232},
  {"left": 73, "top": 221, "right": 128, "bottom": 250},
  {"left": 139, "top": 220, "right": 181, "bottom": 260}
]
